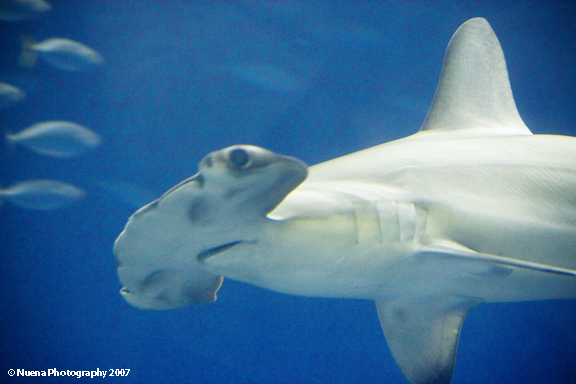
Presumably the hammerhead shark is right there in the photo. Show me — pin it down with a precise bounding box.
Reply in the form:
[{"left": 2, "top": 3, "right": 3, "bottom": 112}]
[{"left": 114, "top": 18, "right": 576, "bottom": 384}]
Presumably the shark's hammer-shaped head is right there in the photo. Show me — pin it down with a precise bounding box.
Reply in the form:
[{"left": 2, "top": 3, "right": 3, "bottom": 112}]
[{"left": 114, "top": 145, "right": 307, "bottom": 310}]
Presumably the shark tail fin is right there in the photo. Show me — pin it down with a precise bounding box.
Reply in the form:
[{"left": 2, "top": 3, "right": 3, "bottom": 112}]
[
  {"left": 19, "top": 35, "right": 38, "bottom": 68},
  {"left": 419, "top": 18, "right": 532, "bottom": 136}
]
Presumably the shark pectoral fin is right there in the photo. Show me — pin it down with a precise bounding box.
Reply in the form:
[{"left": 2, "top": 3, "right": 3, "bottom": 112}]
[
  {"left": 419, "top": 240, "right": 576, "bottom": 277},
  {"left": 376, "top": 297, "right": 482, "bottom": 384}
]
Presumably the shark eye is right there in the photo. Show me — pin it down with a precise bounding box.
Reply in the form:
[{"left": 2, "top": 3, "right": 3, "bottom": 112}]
[{"left": 229, "top": 148, "right": 250, "bottom": 168}]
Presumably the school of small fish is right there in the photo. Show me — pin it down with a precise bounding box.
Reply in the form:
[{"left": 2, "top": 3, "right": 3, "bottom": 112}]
[{"left": 0, "top": 0, "right": 105, "bottom": 211}]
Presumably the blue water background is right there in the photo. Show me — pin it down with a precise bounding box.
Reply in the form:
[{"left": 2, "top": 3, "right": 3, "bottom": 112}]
[{"left": 1, "top": 1, "right": 575, "bottom": 383}]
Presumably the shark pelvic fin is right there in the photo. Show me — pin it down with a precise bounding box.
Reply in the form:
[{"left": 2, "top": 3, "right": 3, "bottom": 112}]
[{"left": 376, "top": 296, "right": 483, "bottom": 384}]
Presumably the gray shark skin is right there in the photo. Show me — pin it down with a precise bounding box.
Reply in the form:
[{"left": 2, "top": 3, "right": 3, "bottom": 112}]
[{"left": 114, "top": 18, "right": 576, "bottom": 384}]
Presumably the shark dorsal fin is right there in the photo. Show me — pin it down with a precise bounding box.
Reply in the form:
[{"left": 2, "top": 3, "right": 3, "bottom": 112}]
[{"left": 419, "top": 18, "right": 532, "bottom": 136}]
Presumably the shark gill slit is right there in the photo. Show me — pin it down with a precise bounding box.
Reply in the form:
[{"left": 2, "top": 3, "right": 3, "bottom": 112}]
[{"left": 352, "top": 200, "right": 382, "bottom": 245}]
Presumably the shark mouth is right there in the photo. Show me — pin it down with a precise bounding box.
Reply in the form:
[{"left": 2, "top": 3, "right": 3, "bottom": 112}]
[{"left": 196, "top": 241, "right": 246, "bottom": 261}]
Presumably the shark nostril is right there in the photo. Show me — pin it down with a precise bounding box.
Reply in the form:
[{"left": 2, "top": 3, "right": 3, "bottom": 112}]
[{"left": 203, "top": 155, "right": 213, "bottom": 168}]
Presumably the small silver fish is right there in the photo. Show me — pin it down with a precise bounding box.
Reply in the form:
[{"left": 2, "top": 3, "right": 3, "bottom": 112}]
[
  {"left": 0, "top": 0, "right": 51, "bottom": 21},
  {"left": 7, "top": 121, "right": 102, "bottom": 158},
  {"left": 0, "top": 180, "right": 84, "bottom": 210},
  {"left": 0, "top": 82, "right": 25, "bottom": 109},
  {"left": 21, "top": 37, "right": 103, "bottom": 71}
]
